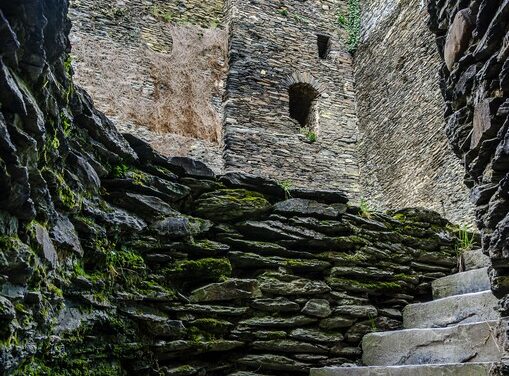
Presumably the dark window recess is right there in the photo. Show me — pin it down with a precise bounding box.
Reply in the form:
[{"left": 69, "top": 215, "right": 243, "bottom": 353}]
[
  {"left": 289, "top": 83, "right": 319, "bottom": 127},
  {"left": 317, "top": 34, "right": 331, "bottom": 59}
]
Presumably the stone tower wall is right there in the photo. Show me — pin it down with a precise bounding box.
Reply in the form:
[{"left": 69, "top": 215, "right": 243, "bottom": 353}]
[
  {"left": 355, "top": 0, "right": 475, "bottom": 225},
  {"left": 223, "top": 0, "right": 361, "bottom": 196}
]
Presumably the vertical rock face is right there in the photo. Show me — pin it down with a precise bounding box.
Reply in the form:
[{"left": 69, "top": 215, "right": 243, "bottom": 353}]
[
  {"left": 355, "top": 0, "right": 474, "bottom": 225},
  {"left": 427, "top": 0, "right": 509, "bottom": 307}
]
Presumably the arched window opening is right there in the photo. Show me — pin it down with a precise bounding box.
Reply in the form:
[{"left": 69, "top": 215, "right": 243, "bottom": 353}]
[
  {"left": 317, "top": 34, "right": 331, "bottom": 59},
  {"left": 289, "top": 83, "right": 320, "bottom": 128}
]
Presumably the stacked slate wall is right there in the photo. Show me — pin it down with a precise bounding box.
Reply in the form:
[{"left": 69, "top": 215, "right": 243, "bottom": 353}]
[
  {"left": 223, "top": 0, "right": 360, "bottom": 195},
  {"left": 355, "top": 0, "right": 475, "bottom": 225},
  {"left": 427, "top": 0, "right": 509, "bottom": 313},
  {"left": 68, "top": 0, "right": 226, "bottom": 171},
  {"left": 0, "top": 1, "right": 460, "bottom": 374}
]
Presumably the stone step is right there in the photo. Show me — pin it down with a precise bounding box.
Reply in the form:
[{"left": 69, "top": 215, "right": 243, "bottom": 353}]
[
  {"left": 362, "top": 321, "right": 505, "bottom": 366},
  {"left": 403, "top": 291, "right": 499, "bottom": 329},
  {"left": 432, "top": 267, "right": 491, "bottom": 299},
  {"left": 462, "top": 249, "right": 491, "bottom": 271},
  {"left": 310, "top": 362, "right": 501, "bottom": 376}
]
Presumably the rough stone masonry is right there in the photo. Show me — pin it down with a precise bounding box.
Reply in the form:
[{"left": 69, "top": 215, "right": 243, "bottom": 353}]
[{"left": 0, "top": 0, "right": 463, "bottom": 374}]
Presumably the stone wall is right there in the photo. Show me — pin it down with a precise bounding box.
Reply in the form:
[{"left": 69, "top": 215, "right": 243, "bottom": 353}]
[
  {"left": 355, "top": 0, "right": 475, "bottom": 225},
  {"left": 0, "top": 2, "right": 461, "bottom": 373},
  {"left": 68, "top": 0, "right": 226, "bottom": 171},
  {"left": 427, "top": 0, "right": 509, "bottom": 313},
  {"left": 223, "top": 0, "right": 360, "bottom": 195}
]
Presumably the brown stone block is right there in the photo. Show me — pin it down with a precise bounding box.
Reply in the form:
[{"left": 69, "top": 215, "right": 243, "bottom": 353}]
[{"left": 444, "top": 9, "right": 474, "bottom": 71}]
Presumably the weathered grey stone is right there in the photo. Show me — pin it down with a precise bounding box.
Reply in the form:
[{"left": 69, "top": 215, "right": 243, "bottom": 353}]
[
  {"left": 34, "top": 223, "right": 58, "bottom": 268},
  {"left": 259, "top": 273, "right": 331, "bottom": 296},
  {"left": 251, "top": 297, "right": 300, "bottom": 313},
  {"left": 194, "top": 189, "right": 271, "bottom": 221},
  {"left": 166, "top": 304, "right": 248, "bottom": 316},
  {"left": 334, "top": 305, "right": 377, "bottom": 318},
  {"left": 239, "top": 315, "right": 317, "bottom": 328},
  {"left": 432, "top": 267, "right": 491, "bottom": 299},
  {"left": 236, "top": 354, "right": 309, "bottom": 373},
  {"left": 310, "top": 363, "right": 503, "bottom": 376},
  {"left": 302, "top": 299, "right": 332, "bottom": 318},
  {"left": 168, "top": 156, "right": 215, "bottom": 179},
  {"left": 252, "top": 339, "right": 328, "bottom": 354},
  {"left": 462, "top": 249, "right": 491, "bottom": 271},
  {"left": 274, "top": 198, "right": 345, "bottom": 219},
  {"left": 330, "top": 266, "right": 393, "bottom": 280},
  {"left": 319, "top": 316, "right": 355, "bottom": 330},
  {"left": 404, "top": 290, "right": 499, "bottom": 329},
  {"left": 362, "top": 321, "right": 505, "bottom": 366},
  {"left": 189, "top": 279, "right": 261, "bottom": 302},
  {"left": 290, "top": 328, "right": 344, "bottom": 345}
]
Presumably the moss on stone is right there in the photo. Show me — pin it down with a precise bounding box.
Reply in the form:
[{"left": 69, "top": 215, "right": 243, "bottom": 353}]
[
  {"left": 194, "top": 189, "right": 271, "bottom": 221},
  {"left": 190, "top": 318, "right": 232, "bottom": 335},
  {"left": 166, "top": 258, "right": 232, "bottom": 283}
]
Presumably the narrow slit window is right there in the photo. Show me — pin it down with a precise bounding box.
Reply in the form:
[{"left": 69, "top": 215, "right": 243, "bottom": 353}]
[
  {"left": 289, "top": 83, "right": 319, "bottom": 128},
  {"left": 317, "top": 34, "right": 331, "bottom": 59}
]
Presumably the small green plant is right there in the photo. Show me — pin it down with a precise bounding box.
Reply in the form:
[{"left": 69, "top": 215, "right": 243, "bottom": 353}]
[
  {"left": 337, "top": 14, "right": 347, "bottom": 27},
  {"left": 113, "top": 164, "right": 129, "bottom": 178},
  {"left": 279, "top": 179, "right": 293, "bottom": 199},
  {"left": 60, "top": 112, "right": 72, "bottom": 137},
  {"left": 456, "top": 224, "right": 475, "bottom": 254},
  {"left": 368, "top": 313, "right": 377, "bottom": 332},
  {"left": 151, "top": 5, "right": 174, "bottom": 23},
  {"left": 359, "top": 198, "right": 372, "bottom": 219},
  {"left": 105, "top": 247, "right": 146, "bottom": 287},
  {"left": 210, "top": 18, "right": 220, "bottom": 29},
  {"left": 278, "top": 8, "right": 289, "bottom": 17},
  {"left": 304, "top": 130, "right": 317, "bottom": 143}
]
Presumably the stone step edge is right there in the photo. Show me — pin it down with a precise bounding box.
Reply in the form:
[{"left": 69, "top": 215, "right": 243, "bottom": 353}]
[
  {"left": 432, "top": 267, "right": 490, "bottom": 299},
  {"left": 361, "top": 320, "right": 505, "bottom": 367},
  {"left": 403, "top": 290, "right": 498, "bottom": 329},
  {"left": 310, "top": 362, "right": 502, "bottom": 376}
]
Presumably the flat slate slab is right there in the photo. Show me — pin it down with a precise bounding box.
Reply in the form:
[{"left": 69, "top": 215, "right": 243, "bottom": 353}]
[
  {"left": 403, "top": 291, "right": 499, "bottom": 329},
  {"left": 310, "top": 362, "right": 501, "bottom": 376},
  {"left": 432, "top": 267, "right": 491, "bottom": 299},
  {"left": 362, "top": 321, "right": 505, "bottom": 366}
]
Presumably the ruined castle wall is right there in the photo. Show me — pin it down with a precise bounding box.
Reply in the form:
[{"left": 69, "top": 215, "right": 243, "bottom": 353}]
[
  {"left": 68, "top": 0, "right": 226, "bottom": 171},
  {"left": 355, "top": 0, "right": 475, "bottom": 224},
  {"left": 223, "top": 0, "right": 360, "bottom": 196}
]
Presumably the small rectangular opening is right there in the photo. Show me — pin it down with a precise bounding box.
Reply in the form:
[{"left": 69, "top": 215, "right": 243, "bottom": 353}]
[{"left": 317, "top": 34, "right": 331, "bottom": 59}]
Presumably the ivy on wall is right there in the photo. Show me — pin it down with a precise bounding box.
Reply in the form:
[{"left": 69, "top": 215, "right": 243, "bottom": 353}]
[
  {"left": 337, "top": 0, "right": 361, "bottom": 53},
  {"left": 346, "top": 0, "right": 361, "bottom": 52}
]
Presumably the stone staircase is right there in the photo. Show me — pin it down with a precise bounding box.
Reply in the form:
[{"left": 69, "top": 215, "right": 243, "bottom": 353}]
[{"left": 311, "top": 249, "right": 506, "bottom": 375}]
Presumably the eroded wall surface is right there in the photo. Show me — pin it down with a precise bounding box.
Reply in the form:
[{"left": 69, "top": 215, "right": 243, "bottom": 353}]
[
  {"left": 223, "top": 0, "right": 360, "bottom": 195},
  {"left": 69, "top": 0, "right": 226, "bottom": 172},
  {"left": 355, "top": 0, "right": 475, "bottom": 224}
]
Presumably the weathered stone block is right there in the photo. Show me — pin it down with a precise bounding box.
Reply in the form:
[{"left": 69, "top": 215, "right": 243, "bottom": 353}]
[{"left": 444, "top": 9, "right": 473, "bottom": 71}]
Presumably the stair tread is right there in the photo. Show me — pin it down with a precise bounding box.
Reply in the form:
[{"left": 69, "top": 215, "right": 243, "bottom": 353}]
[
  {"left": 362, "top": 320, "right": 505, "bottom": 366},
  {"left": 432, "top": 267, "right": 490, "bottom": 299},
  {"left": 310, "top": 362, "right": 501, "bottom": 376},
  {"left": 403, "top": 290, "right": 499, "bottom": 328}
]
